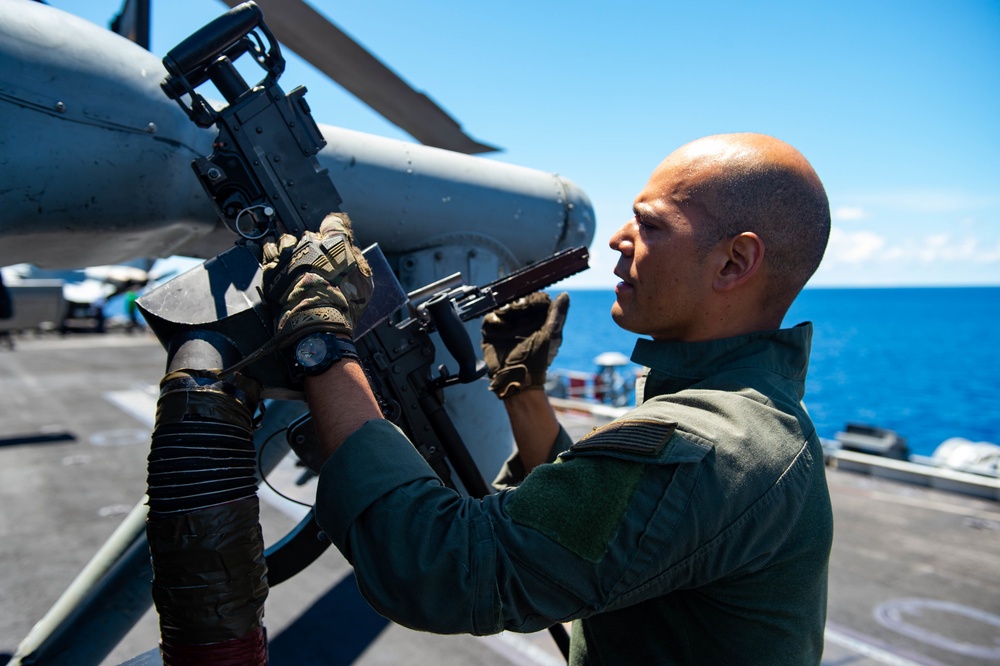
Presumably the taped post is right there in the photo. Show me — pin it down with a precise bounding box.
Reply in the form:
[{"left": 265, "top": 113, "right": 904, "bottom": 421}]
[{"left": 146, "top": 333, "right": 268, "bottom": 665}]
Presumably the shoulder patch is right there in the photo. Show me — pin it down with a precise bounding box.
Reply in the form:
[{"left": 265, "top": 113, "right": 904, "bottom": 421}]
[{"left": 570, "top": 419, "right": 677, "bottom": 457}]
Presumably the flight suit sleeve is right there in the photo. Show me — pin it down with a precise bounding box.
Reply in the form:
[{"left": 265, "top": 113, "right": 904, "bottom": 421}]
[
  {"left": 313, "top": 416, "right": 721, "bottom": 637},
  {"left": 492, "top": 425, "right": 574, "bottom": 490}
]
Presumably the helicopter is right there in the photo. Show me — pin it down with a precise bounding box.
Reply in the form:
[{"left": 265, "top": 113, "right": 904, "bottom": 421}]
[
  {"left": 1, "top": 0, "right": 595, "bottom": 663},
  {"left": 1, "top": 0, "right": 595, "bottom": 476},
  {"left": 1, "top": 0, "right": 594, "bottom": 271},
  {"left": 1, "top": 0, "right": 594, "bottom": 326}
]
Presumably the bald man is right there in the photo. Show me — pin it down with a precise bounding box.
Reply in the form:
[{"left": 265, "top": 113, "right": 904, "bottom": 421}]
[{"left": 262, "top": 133, "right": 834, "bottom": 665}]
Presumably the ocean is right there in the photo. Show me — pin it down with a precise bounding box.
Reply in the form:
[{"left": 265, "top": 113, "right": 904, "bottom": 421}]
[
  {"left": 111, "top": 283, "right": 997, "bottom": 458},
  {"left": 549, "top": 287, "right": 1000, "bottom": 458}
]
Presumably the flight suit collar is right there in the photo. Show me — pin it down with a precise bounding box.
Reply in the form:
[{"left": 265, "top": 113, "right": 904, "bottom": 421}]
[{"left": 630, "top": 322, "right": 813, "bottom": 403}]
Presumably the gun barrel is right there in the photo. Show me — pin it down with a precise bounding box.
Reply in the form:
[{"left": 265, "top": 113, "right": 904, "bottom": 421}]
[{"left": 454, "top": 246, "right": 590, "bottom": 322}]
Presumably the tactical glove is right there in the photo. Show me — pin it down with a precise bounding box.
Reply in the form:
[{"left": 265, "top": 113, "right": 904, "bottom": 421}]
[
  {"left": 481, "top": 291, "right": 569, "bottom": 399},
  {"left": 261, "top": 212, "right": 373, "bottom": 349}
]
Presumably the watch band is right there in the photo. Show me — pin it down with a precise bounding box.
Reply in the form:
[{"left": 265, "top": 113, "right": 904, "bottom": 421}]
[
  {"left": 291, "top": 332, "right": 360, "bottom": 379},
  {"left": 328, "top": 335, "right": 360, "bottom": 361}
]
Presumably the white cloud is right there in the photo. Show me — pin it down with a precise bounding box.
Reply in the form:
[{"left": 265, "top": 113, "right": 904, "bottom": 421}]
[
  {"left": 910, "top": 234, "right": 1000, "bottom": 263},
  {"left": 826, "top": 228, "right": 885, "bottom": 263},
  {"left": 825, "top": 228, "right": 1000, "bottom": 266},
  {"left": 848, "top": 190, "right": 1000, "bottom": 214},
  {"left": 832, "top": 206, "right": 869, "bottom": 221},
  {"left": 813, "top": 228, "right": 1000, "bottom": 285}
]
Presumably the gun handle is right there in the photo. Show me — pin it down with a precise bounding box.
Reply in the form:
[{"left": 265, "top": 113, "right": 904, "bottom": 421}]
[
  {"left": 424, "top": 294, "right": 486, "bottom": 384},
  {"left": 163, "top": 2, "right": 263, "bottom": 80}
]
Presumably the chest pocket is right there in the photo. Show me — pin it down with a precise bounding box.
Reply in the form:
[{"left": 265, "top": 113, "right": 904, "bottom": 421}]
[{"left": 506, "top": 419, "right": 708, "bottom": 564}]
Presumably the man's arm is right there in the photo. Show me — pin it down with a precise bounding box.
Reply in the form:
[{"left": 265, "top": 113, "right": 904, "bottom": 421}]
[
  {"left": 298, "top": 359, "right": 382, "bottom": 471},
  {"left": 500, "top": 390, "right": 561, "bottom": 475},
  {"left": 299, "top": 354, "right": 562, "bottom": 478},
  {"left": 481, "top": 291, "right": 570, "bottom": 476}
]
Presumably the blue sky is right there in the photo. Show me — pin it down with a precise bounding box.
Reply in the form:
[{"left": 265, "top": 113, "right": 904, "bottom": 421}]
[{"left": 50, "top": 0, "right": 1000, "bottom": 288}]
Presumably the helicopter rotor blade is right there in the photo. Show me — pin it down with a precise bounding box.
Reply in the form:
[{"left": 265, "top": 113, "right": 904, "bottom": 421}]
[
  {"left": 110, "top": 0, "right": 151, "bottom": 49},
  {"left": 218, "top": 0, "right": 499, "bottom": 154}
]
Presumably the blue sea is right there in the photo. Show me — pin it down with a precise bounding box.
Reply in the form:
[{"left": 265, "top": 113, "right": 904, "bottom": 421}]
[{"left": 549, "top": 287, "right": 1000, "bottom": 458}]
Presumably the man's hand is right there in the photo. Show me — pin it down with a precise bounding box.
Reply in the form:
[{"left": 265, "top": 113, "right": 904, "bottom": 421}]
[
  {"left": 261, "top": 212, "right": 373, "bottom": 348},
  {"left": 481, "top": 291, "right": 569, "bottom": 399}
]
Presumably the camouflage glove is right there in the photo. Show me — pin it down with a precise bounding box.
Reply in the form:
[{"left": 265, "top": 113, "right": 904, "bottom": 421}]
[
  {"left": 481, "top": 291, "right": 569, "bottom": 399},
  {"left": 261, "top": 212, "right": 373, "bottom": 349}
]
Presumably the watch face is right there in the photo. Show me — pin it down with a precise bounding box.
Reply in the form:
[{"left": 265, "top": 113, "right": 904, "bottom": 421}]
[{"left": 295, "top": 336, "right": 329, "bottom": 368}]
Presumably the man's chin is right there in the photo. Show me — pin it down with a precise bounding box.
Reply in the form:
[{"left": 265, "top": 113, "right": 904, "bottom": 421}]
[
  {"left": 610, "top": 304, "right": 633, "bottom": 332},
  {"left": 613, "top": 303, "right": 655, "bottom": 337}
]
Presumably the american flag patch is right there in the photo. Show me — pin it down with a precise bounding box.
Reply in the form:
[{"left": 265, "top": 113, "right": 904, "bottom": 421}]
[{"left": 570, "top": 419, "right": 676, "bottom": 456}]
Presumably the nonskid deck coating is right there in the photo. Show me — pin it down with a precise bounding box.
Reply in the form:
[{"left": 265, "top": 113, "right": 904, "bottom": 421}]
[{"left": 1, "top": 332, "right": 997, "bottom": 666}]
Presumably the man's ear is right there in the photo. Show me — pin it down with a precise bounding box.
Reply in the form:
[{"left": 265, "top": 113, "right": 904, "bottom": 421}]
[{"left": 713, "top": 232, "right": 764, "bottom": 292}]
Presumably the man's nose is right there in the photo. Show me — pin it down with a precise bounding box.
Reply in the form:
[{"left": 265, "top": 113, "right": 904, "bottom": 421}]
[{"left": 610, "top": 222, "right": 632, "bottom": 253}]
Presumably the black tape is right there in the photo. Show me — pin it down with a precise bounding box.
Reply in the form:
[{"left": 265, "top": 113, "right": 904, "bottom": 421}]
[{"left": 148, "top": 497, "right": 268, "bottom": 644}]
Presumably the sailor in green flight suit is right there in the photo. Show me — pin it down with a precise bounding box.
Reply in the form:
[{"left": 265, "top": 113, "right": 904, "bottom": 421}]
[{"left": 260, "top": 132, "right": 834, "bottom": 665}]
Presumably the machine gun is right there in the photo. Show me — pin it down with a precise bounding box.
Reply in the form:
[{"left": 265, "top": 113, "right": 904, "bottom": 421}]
[
  {"left": 141, "top": 1, "right": 347, "bottom": 393},
  {"left": 161, "top": 0, "right": 337, "bottom": 240},
  {"left": 10, "top": 4, "right": 586, "bottom": 664},
  {"left": 288, "top": 246, "right": 590, "bottom": 498},
  {"left": 144, "top": 0, "right": 590, "bottom": 433},
  {"left": 137, "top": 2, "right": 583, "bottom": 661},
  {"left": 272, "top": 246, "right": 588, "bottom": 614}
]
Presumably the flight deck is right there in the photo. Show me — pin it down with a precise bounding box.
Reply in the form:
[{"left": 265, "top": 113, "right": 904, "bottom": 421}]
[{"left": 1, "top": 332, "right": 997, "bottom": 665}]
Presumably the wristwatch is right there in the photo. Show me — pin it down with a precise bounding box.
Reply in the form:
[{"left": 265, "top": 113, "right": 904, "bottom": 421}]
[{"left": 291, "top": 332, "right": 360, "bottom": 378}]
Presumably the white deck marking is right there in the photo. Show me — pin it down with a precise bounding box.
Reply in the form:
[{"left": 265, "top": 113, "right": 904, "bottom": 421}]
[
  {"left": 478, "top": 632, "right": 567, "bottom": 666},
  {"left": 876, "top": 599, "right": 1000, "bottom": 659},
  {"left": 824, "top": 624, "right": 941, "bottom": 666},
  {"left": 104, "top": 388, "right": 158, "bottom": 429}
]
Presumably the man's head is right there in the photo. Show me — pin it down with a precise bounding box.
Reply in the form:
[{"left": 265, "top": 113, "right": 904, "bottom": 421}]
[{"left": 610, "top": 133, "right": 830, "bottom": 341}]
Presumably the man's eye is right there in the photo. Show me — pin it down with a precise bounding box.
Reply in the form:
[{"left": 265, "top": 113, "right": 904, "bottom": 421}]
[{"left": 636, "top": 217, "right": 652, "bottom": 230}]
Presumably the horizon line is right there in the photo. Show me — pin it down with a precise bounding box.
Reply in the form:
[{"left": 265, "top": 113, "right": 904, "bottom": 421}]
[{"left": 557, "top": 283, "right": 1000, "bottom": 291}]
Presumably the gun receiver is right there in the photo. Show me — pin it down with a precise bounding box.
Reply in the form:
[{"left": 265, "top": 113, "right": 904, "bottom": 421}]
[
  {"left": 162, "top": 0, "right": 338, "bottom": 240},
  {"left": 411, "top": 245, "right": 590, "bottom": 387},
  {"left": 292, "top": 246, "right": 590, "bottom": 492},
  {"left": 142, "top": 0, "right": 347, "bottom": 393},
  {"left": 279, "top": 246, "right": 588, "bottom": 590}
]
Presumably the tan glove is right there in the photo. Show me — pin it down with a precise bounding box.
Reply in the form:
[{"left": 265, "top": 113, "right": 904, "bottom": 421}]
[
  {"left": 261, "top": 212, "right": 373, "bottom": 349},
  {"left": 481, "top": 291, "right": 569, "bottom": 399}
]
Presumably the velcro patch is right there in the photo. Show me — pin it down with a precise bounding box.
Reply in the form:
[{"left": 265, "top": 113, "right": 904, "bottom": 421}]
[
  {"left": 571, "top": 419, "right": 676, "bottom": 457},
  {"left": 506, "top": 455, "right": 644, "bottom": 563}
]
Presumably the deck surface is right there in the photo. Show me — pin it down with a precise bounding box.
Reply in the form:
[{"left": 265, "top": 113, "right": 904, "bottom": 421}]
[{"left": 1, "top": 332, "right": 997, "bottom": 665}]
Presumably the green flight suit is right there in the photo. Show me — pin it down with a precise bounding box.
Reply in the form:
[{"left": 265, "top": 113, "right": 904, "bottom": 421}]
[{"left": 315, "top": 323, "right": 833, "bottom": 665}]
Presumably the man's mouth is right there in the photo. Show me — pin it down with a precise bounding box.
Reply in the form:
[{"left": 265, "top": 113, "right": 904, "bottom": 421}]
[{"left": 614, "top": 281, "right": 634, "bottom": 297}]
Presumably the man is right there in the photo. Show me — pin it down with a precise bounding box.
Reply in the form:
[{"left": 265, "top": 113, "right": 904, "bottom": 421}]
[{"left": 261, "top": 132, "right": 833, "bottom": 664}]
